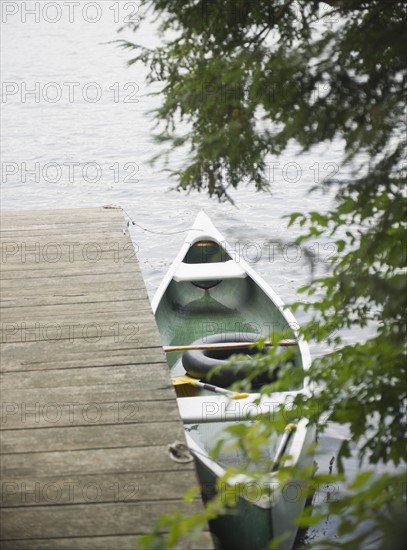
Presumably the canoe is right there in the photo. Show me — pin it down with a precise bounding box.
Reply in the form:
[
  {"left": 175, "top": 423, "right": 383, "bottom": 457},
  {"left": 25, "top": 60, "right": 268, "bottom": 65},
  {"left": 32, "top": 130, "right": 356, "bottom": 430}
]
[{"left": 152, "top": 211, "right": 315, "bottom": 550}]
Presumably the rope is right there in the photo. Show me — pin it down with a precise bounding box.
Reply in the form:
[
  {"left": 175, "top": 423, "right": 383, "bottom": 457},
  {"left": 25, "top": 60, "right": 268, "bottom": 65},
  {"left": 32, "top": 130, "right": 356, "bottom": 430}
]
[{"left": 104, "top": 204, "right": 204, "bottom": 236}]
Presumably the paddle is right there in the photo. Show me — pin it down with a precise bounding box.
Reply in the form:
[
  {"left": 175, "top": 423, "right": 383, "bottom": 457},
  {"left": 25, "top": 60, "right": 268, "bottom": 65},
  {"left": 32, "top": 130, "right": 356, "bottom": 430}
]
[
  {"left": 271, "top": 423, "right": 297, "bottom": 472},
  {"left": 164, "top": 339, "right": 297, "bottom": 353},
  {"left": 172, "top": 375, "right": 250, "bottom": 399}
]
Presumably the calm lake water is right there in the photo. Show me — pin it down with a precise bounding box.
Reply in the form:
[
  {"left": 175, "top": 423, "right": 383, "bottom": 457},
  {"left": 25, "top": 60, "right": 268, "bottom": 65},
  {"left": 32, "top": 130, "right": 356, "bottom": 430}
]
[{"left": 1, "top": 4, "right": 378, "bottom": 547}]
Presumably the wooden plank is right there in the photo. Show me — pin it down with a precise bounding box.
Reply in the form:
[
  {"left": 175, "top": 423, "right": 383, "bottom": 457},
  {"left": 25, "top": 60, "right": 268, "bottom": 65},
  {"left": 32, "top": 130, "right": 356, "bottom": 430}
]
[
  {"left": 1, "top": 360, "right": 170, "bottom": 390},
  {"left": 0, "top": 501, "right": 205, "bottom": 539},
  {"left": 0, "top": 347, "right": 164, "bottom": 372},
  {"left": 1, "top": 229, "right": 132, "bottom": 240},
  {"left": 1, "top": 284, "right": 146, "bottom": 298},
  {"left": 0, "top": 422, "right": 185, "bottom": 454},
  {"left": 1, "top": 300, "right": 153, "bottom": 319},
  {"left": 0, "top": 233, "right": 132, "bottom": 246},
  {"left": 0, "top": 391, "right": 176, "bottom": 432},
  {"left": 0, "top": 261, "right": 139, "bottom": 275},
  {"left": 0, "top": 289, "right": 149, "bottom": 308},
  {"left": 0, "top": 276, "right": 145, "bottom": 290},
  {"left": 1, "top": 446, "right": 195, "bottom": 476},
  {"left": 1, "top": 470, "right": 200, "bottom": 507},
  {"left": 1, "top": 315, "right": 159, "bottom": 346},
  {"left": 1, "top": 399, "right": 180, "bottom": 430},
  {"left": 1, "top": 379, "right": 175, "bottom": 411},
  {"left": 0, "top": 211, "right": 122, "bottom": 222},
  {"left": 0, "top": 273, "right": 142, "bottom": 290},
  {"left": 0, "top": 223, "right": 128, "bottom": 234},
  {"left": 0, "top": 533, "right": 213, "bottom": 550},
  {"left": 0, "top": 245, "right": 140, "bottom": 268}
]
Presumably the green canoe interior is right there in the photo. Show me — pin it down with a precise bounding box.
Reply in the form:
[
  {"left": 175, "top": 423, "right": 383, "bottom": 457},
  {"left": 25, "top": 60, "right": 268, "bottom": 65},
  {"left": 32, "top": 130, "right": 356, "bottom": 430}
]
[{"left": 155, "top": 240, "right": 303, "bottom": 378}]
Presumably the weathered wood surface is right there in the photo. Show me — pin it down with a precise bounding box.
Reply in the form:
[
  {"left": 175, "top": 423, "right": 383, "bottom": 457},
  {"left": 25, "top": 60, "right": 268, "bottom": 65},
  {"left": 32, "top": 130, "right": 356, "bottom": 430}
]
[{"left": 0, "top": 207, "right": 213, "bottom": 550}]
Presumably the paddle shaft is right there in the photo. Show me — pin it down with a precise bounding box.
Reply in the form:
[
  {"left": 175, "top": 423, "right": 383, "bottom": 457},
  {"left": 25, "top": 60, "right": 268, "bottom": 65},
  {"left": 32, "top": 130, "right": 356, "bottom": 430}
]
[
  {"left": 271, "top": 424, "right": 297, "bottom": 472},
  {"left": 164, "top": 339, "right": 297, "bottom": 353},
  {"left": 193, "top": 380, "right": 248, "bottom": 398}
]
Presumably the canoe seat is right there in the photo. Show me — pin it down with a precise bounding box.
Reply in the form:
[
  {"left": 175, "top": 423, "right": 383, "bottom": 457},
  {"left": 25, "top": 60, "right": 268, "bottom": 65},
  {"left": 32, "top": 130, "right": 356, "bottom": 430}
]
[{"left": 173, "top": 260, "right": 247, "bottom": 282}]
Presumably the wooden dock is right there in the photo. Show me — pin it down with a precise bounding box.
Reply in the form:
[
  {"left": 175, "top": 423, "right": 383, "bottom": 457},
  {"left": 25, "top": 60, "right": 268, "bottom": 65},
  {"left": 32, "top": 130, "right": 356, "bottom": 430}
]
[{"left": 0, "top": 207, "right": 213, "bottom": 549}]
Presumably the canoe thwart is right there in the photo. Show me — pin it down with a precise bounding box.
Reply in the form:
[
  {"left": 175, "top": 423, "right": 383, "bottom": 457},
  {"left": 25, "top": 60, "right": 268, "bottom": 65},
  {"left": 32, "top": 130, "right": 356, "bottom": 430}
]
[
  {"left": 173, "top": 260, "right": 247, "bottom": 282},
  {"left": 163, "top": 339, "right": 297, "bottom": 353}
]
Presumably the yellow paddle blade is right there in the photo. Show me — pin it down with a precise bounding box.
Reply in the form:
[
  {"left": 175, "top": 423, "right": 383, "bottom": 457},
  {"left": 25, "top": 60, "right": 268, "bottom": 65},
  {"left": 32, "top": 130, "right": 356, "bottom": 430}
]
[
  {"left": 171, "top": 375, "right": 199, "bottom": 386},
  {"left": 171, "top": 376, "right": 250, "bottom": 399}
]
